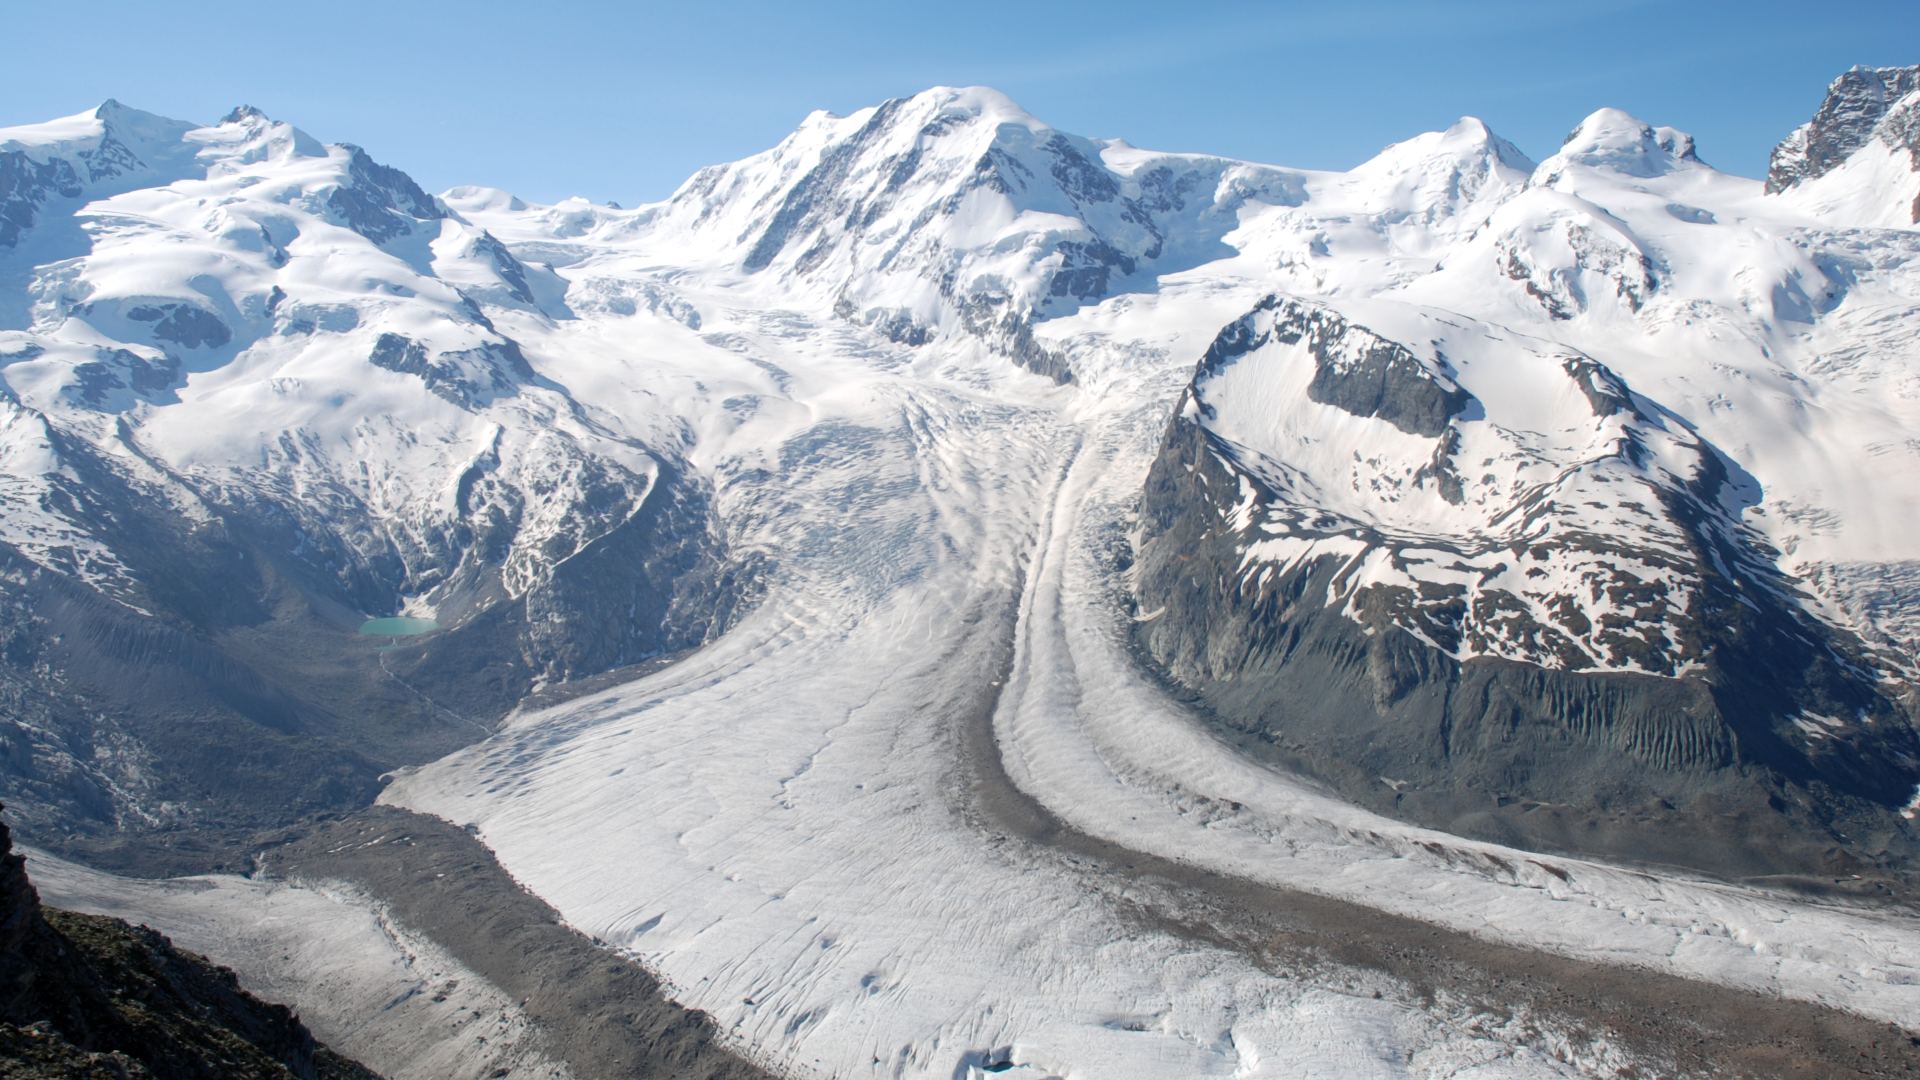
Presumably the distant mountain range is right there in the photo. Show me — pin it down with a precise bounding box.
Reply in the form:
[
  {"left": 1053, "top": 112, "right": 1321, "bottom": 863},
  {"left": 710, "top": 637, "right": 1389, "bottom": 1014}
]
[{"left": 1, "top": 66, "right": 1917, "bottom": 883}]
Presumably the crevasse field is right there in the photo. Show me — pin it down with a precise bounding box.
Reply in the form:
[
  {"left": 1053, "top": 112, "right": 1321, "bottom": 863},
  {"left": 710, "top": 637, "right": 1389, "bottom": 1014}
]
[{"left": 373, "top": 288, "right": 1920, "bottom": 1078}]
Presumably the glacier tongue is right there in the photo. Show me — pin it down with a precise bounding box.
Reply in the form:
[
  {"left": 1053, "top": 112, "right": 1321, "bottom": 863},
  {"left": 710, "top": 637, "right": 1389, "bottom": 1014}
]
[
  {"left": 385, "top": 289, "right": 1920, "bottom": 1078},
  {"left": 385, "top": 313, "right": 1668, "bottom": 1079}
]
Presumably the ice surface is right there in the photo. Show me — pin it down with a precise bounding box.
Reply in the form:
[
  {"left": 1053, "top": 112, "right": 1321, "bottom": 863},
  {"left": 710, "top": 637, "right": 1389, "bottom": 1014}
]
[{"left": 385, "top": 321, "right": 1650, "bottom": 1078}]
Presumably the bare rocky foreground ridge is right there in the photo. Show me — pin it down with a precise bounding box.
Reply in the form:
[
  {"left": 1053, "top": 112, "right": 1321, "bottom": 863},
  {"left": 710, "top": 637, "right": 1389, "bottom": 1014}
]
[
  {"left": 0, "top": 807, "right": 374, "bottom": 1078},
  {"left": 29, "top": 808, "right": 775, "bottom": 1079}
]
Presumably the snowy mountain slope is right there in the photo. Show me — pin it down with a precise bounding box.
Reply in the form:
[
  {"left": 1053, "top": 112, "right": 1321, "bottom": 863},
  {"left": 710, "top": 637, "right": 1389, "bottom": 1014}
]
[
  {"left": 0, "top": 100, "right": 199, "bottom": 255},
  {"left": 0, "top": 103, "right": 752, "bottom": 852},
  {"left": 457, "top": 87, "right": 1327, "bottom": 381},
  {"left": 1120, "top": 95, "right": 1920, "bottom": 870}
]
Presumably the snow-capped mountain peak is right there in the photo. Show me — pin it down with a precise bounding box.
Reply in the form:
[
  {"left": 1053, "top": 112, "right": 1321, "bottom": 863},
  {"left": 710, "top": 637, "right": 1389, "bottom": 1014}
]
[
  {"left": 1534, "top": 107, "right": 1701, "bottom": 185},
  {"left": 191, "top": 104, "right": 327, "bottom": 167},
  {"left": 1337, "top": 115, "right": 1534, "bottom": 225},
  {"left": 442, "top": 185, "right": 529, "bottom": 215},
  {"left": 631, "top": 84, "right": 1312, "bottom": 376},
  {"left": 0, "top": 99, "right": 196, "bottom": 166},
  {"left": 907, "top": 83, "right": 1043, "bottom": 127},
  {"left": 1, "top": 102, "right": 190, "bottom": 251},
  {"left": 1356, "top": 116, "right": 1535, "bottom": 176}
]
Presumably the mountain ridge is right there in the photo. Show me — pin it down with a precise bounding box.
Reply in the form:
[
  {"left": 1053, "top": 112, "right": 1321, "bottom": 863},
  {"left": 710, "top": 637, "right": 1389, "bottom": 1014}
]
[{"left": 0, "top": 71, "right": 1917, "bottom": 879}]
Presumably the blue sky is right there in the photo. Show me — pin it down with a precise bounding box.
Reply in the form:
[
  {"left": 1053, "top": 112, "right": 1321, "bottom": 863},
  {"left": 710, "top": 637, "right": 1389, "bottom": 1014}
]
[{"left": 6, "top": 1, "right": 1917, "bottom": 204}]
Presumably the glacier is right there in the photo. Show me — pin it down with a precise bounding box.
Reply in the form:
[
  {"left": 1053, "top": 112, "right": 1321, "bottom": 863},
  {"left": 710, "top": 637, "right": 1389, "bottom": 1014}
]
[{"left": 5, "top": 69, "right": 1920, "bottom": 1078}]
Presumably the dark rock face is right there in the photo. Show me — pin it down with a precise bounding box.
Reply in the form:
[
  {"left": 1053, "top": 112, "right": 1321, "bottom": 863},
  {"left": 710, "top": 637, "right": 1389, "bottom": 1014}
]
[
  {"left": 124, "top": 304, "right": 230, "bottom": 351},
  {"left": 1, "top": 103, "right": 196, "bottom": 253},
  {"left": 0, "top": 152, "right": 83, "bottom": 249},
  {"left": 1130, "top": 305, "right": 1920, "bottom": 884},
  {"left": 950, "top": 294, "right": 1074, "bottom": 385},
  {"left": 0, "top": 807, "right": 374, "bottom": 1078},
  {"left": 324, "top": 146, "right": 444, "bottom": 245},
  {"left": 1768, "top": 65, "right": 1920, "bottom": 217},
  {"left": 365, "top": 333, "right": 533, "bottom": 408},
  {"left": 468, "top": 232, "right": 536, "bottom": 306},
  {"left": 1198, "top": 297, "right": 1469, "bottom": 437},
  {"left": 743, "top": 99, "right": 907, "bottom": 274}
]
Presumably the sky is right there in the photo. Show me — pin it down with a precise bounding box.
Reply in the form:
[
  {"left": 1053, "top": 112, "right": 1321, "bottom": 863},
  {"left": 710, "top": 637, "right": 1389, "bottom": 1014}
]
[{"left": 5, "top": 0, "right": 1917, "bottom": 205}]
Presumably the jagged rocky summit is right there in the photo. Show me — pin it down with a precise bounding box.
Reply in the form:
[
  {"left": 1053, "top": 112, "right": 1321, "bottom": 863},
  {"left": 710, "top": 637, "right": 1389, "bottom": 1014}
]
[{"left": 1768, "top": 65, "right": 1920, "bottom": 225}]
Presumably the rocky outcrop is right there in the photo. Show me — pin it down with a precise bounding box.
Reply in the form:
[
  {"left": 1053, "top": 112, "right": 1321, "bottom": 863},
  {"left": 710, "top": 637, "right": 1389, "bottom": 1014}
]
[
  {"left": 1767, "top": 65, "right": 1920, "bottom": 224},
  {"left": 324, "top": 145, "right": 444, "bottom": 245},
  {"left": 365, "top": 333, "right": 534, "bottom": 408},
  {"left": 1131, "top": 301, "right": 1920, "bottom": 882},
  {"left": 0, "top": 151, "right": 82, "bottom": 249},
  {"left": 1197, "top": 296, "right": 1469, "bottom": 437},
  {"left": 1767, "top": 65, "right": 1920, "bottom": 192},
  {"left": 0, "top": 807, "right": 375, "bottom": 1078}
]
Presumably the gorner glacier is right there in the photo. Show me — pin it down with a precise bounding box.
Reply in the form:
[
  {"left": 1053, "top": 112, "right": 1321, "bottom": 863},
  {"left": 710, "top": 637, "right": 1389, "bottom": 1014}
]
[{"left": 5, "top": 67, "right": 1920, "bottom": 1079}]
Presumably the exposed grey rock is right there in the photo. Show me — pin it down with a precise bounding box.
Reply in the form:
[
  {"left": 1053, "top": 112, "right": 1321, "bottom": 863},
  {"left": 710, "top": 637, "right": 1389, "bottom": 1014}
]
[
  {"left": 1768, "top": 65, "right": 1920, "bottom": 195},
  {"left": 468, "top": 231, "right": 535, "bottom": 305},
  {"left": 1196, "top": 297, "right": 1469, "bottom": 437},
  {"left": 123, "top": 303, "right": 230, "bottom": 350},
  {"left": 324, "top": 145, "right": 444, "bottom": 245},
  {"left": 0, "top": 806, "right": 376, "bottom": 1078},
  {"left": 0, "top": 102, "right": 200, "bottom": 252},
  {"left": 365, "top": 332, "right": 532, "bottom": 408},
  {"left": 53, "top": 347, "right": 180, "bottom": 409},
  {"left": 0, "top": 152, "right": 82, "bottom": 249},
  {"left": 1130, "top": 301, "right": 1920, "bottom": 883},
  {"left": 1494, "top": 223, "right": 1659, "bottom": 320}
]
